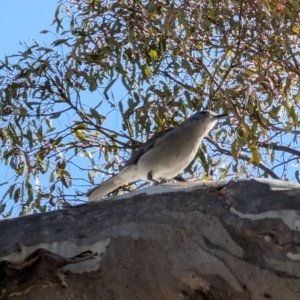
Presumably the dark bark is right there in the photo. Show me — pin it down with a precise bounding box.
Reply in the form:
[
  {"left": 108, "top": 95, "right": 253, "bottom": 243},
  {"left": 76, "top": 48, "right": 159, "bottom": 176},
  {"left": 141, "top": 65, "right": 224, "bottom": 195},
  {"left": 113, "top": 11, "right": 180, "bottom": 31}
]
[{"left": 1, "top": 179, "right": 300, "bottom": 300}]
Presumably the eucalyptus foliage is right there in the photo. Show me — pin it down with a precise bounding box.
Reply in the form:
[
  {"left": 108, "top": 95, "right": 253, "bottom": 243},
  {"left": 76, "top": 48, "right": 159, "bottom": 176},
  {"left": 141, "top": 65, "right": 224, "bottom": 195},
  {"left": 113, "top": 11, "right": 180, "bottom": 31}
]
[{"left": 0, "top": 0, "right": 300, "bottom": 216}]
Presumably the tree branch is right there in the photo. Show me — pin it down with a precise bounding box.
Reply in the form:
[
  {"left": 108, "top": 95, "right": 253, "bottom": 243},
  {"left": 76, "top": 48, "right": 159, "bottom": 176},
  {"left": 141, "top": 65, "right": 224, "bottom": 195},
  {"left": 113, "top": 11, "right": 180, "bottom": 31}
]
[
  {"left": 206, "top": 136, "right": 281, "bottom": 179},
  {"left": 257, "top": 142, "right": 300, "bottom": 158}
]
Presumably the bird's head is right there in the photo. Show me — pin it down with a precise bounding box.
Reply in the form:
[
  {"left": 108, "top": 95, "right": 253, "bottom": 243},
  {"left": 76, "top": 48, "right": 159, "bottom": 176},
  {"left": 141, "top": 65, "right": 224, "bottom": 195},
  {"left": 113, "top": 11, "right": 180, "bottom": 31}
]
[{"left": 187, "top": 110, "right": 227, "bottom": 135}]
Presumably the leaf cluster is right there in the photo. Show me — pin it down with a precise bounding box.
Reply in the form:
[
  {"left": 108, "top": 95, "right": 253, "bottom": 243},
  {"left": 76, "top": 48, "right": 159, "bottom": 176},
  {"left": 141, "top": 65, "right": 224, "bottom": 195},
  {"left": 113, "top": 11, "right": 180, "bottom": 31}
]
[{"left": 0, "top": 0, "right": 300, "bottom": 216}]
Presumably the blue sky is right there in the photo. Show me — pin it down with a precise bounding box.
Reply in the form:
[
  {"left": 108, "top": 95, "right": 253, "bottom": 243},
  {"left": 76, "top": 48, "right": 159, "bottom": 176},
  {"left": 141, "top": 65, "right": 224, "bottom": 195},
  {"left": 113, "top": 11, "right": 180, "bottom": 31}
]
[{"left": 0, "top": 1, "right": 58, "bottom": 55}]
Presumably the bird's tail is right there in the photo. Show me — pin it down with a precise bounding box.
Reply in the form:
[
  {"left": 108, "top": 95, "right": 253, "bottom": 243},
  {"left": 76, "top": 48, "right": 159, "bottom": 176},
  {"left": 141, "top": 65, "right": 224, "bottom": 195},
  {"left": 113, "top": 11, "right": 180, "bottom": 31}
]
[{"left": 86, "top": 175, "right": 126, "bottom": 201}]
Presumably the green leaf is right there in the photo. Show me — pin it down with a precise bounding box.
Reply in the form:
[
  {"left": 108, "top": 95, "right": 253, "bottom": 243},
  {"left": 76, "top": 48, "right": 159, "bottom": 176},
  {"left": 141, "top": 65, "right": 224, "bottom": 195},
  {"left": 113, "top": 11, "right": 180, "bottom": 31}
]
[
  {"left": 248, "top": 143, "right": 261, "bottom": 165},
  {"left": 231, "top": 140, "right": 238, "bottom": 161},
  {"left": 103, "top": 77, "right": 118, "bottom": 100},
  {"left": 0, "top": 202, "right": 6, "bottom": 214},
  {"left": 292, "top": 25, "right": 300, "bottom": 35},
  {"left": 14, "top": 188, "right": 20, "bottom": 202},
  {"left": 296, "top": 170, "right": 300, "bottom": 183},
  {"left": 149, "top": 49, "right": 158, "bottom": 59},
  {"left": 52, "top": 39, "right": 70, "bottom": 47},
  {"left": 36, "top": 126, "right": 43, "bottom": 141},
  {"left": 52, "top": 112, "right": 61, "bottom": 118}
]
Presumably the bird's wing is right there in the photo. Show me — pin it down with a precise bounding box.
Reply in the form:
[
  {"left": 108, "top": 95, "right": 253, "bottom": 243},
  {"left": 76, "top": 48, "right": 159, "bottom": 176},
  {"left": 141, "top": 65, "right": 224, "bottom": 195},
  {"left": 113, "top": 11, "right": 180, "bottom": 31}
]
[{"left": 124, "top": 127, "right": 175, "bottom": 167}]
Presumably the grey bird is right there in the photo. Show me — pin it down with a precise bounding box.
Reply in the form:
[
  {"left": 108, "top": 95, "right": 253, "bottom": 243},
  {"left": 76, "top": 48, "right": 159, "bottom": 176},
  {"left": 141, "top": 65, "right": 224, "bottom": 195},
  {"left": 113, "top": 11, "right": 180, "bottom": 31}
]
[{"left": 86, "top": 110, "right": 227, "bottom": 201}]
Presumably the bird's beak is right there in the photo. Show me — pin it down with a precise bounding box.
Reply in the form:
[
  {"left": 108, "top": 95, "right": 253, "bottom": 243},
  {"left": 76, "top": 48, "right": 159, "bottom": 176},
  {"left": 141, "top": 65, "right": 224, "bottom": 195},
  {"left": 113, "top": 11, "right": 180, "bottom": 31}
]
[{"left": 215, "top": 113, "right": 227, "bottom": 119}]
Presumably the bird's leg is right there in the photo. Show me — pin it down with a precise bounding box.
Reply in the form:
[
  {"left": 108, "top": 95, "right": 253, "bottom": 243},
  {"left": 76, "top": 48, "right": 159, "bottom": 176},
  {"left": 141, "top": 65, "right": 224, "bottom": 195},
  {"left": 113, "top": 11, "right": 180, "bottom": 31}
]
[
  {"left": 172, "top": 174, "right": 187, "bottom": 182},
  {"left": 147, "top": 171, "right": 188, "bottom": 185},
  {"left": 147, "top": 171, "right": 160, "bottom": 184}
]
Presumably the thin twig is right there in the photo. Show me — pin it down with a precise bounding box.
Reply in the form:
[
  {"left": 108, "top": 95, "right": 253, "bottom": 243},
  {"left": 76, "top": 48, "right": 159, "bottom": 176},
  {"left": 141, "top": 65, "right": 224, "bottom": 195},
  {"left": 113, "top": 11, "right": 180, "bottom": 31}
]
[{"left": 206, "top": 136, "right": 281, "bottom": 179}]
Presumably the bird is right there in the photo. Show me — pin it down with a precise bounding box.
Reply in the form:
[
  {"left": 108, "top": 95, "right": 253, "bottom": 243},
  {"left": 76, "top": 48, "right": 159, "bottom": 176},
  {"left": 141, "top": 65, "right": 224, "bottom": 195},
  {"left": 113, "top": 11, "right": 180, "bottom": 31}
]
[{"left": 86, "top": 110, "right": 227, "bottom": 201}]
